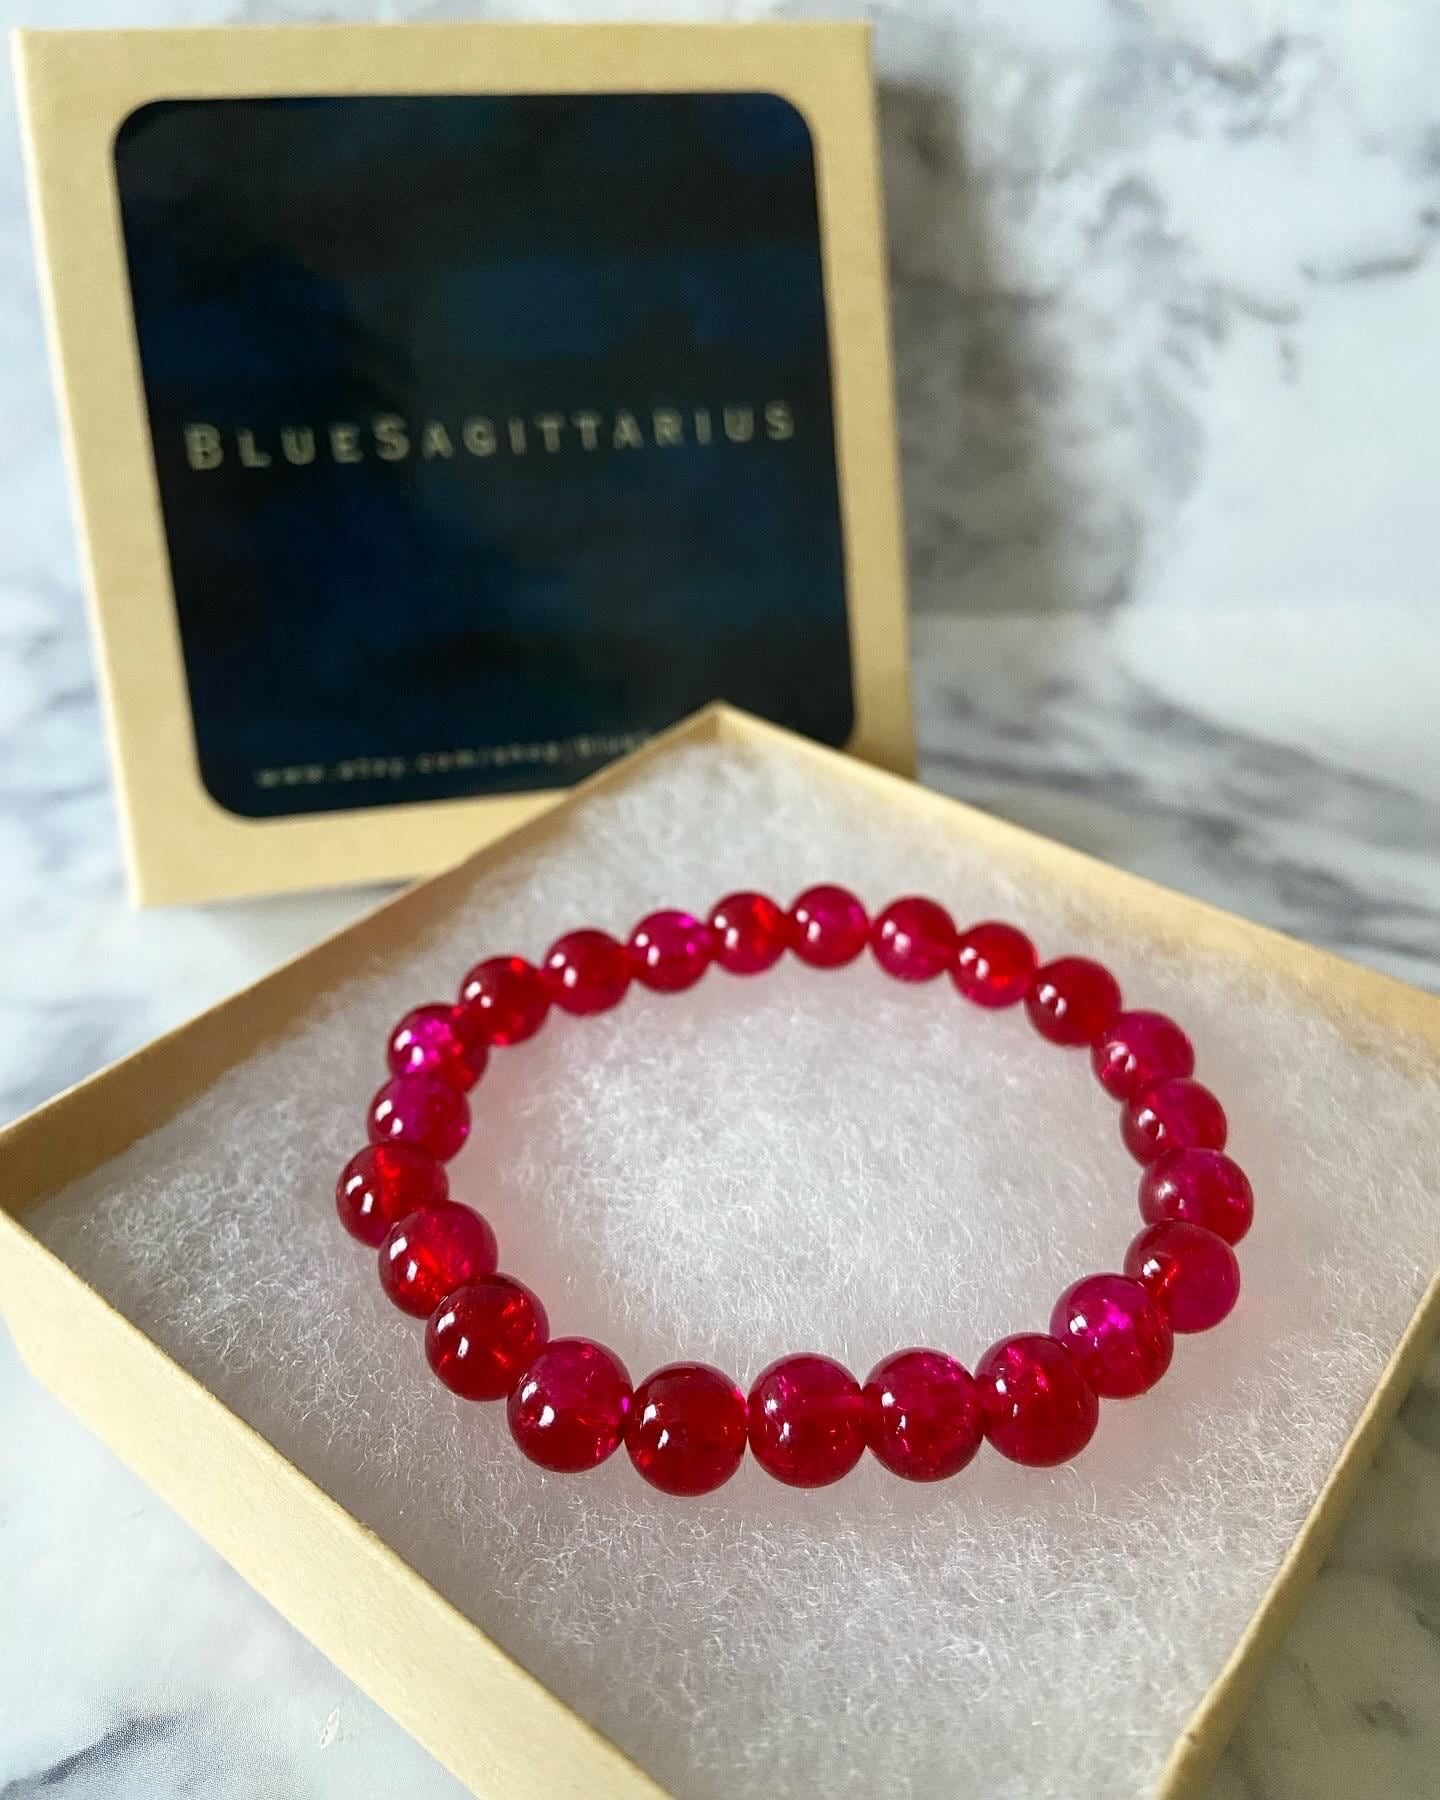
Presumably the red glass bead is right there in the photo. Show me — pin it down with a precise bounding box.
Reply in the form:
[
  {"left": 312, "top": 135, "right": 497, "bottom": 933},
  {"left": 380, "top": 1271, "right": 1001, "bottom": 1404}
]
[
  {"left": 863, "top": 1347, "right": 983, "bottom": 1482},
  {"left": 974, "top": 1333, "right": 1100, "bottom": 1466},
  {"left": 1125, "top": 1221, "right": 1240, "bottom": 1333},
  {"left": 747, "top": 1353, "right": 867, "bottom": 1487},
  {"left": 1122, "top": 1077, "right": 1227, "bottom": 1164},
  {"left": 336, "top": 1143, "right": 448, "bottom": 1247},
  {"left": 1140, "top": 1147, "right": 1254, "bottom": 1245},
  {"left": 378, "top": 1204, "right": 498, "bottom": 1318},
  {"left": 367, "top": 1073, "right": 470, "bottom": 1162},
  {"left": 952, "top": 920, "right": 1037, "bottom": 1008},
  {"left": 387, "top": 1003, "right": 488, "bottom": 1090},
  {"left": 788, "top": 885, "right": 869, "bottom": 970},
  {"left": 543, "top": 928, "right": 631, "bottom": 1016},
  {"left": 708, "top": 891, "right": 791, "bottom": 974},
  {"left": 1049, "top": 1273, "right": 1173, "bottom": 1399},
  {"left": 425, "top": 1274, "right": 549, "bottom": 1401},
  {"left": 1025, "top": 957, "right": 1122, "bottom": 1047},
  {"left": 1091, "top": 1010, "right": 1194, "bottom": 1101},
  {"left": 626, "top": 1361, "right": 749, "bottom": 1496},
  {"left": 457, "top": 955, "right": 550, "bottom": 1046},
  {"left": 507, "top": 1338, "right": 633, "bottom": 1472},
  {"left": 871, "top": 896, "right": 956, "bottom": 983},
  {"left": 628, "top": 910, "right": 714, "bottom": 993}
]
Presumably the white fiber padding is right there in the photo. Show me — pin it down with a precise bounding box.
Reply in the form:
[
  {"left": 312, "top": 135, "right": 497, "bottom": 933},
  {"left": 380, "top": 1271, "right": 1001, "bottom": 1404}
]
[{"left": 33, "top": 738, "right": 1440, "bottom": 1800}]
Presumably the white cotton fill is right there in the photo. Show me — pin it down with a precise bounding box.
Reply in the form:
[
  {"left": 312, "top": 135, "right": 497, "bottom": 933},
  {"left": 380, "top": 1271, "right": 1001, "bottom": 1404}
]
[{"left": 31, "top": 737, "right": 1440, "bottom": 1800}]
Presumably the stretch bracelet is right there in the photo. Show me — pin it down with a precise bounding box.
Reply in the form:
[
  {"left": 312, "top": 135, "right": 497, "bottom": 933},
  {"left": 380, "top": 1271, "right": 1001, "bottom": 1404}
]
[{"left": 335, "top": 887, "right": 1251, "bottom": 1496}]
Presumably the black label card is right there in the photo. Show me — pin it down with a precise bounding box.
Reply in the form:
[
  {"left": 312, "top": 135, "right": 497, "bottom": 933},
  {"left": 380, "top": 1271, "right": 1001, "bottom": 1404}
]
[{"left": 113, "top": 92, "right": 854, "bottom": 818}]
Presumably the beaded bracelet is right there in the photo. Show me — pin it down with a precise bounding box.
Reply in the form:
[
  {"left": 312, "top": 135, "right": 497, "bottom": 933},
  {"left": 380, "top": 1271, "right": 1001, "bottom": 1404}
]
[{"left": 335, "top": 887, "right": 1251, "bottom": 1496}]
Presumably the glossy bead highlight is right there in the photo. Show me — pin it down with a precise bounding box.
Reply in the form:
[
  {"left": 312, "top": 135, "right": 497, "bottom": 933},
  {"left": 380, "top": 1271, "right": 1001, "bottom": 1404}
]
[
  {"left": 458, "top": 955, "right": 550, "bottom": 1045},
  {"left": 387, "top": 1003, "right": 488, "bottom": 1090},
  {"left": 1091, "top": 1010, "right": 1194, "bottom": 1101},
  {"left": 508, "top": 1338, "right": 633, "bottom": 1472},
  {"left": 425, "top": 1274, "right": 549, "bottom": 1401},
  {"left": 1125, "top": 1221, "right": 1240, "bottom": 1333},
  {"left": 336, "top": 1143, "right": 448, "bottom": 1247},
  {"left": 788, "top": 886, "right": 869, "bottom": 970},
  {"left": 543, "top": 929, "right": 631, "bottom": 1016},
  {"left": 1140, "top": 1147, "right": 1254, "bottom": 1245},
  {"left": 975, "top": 1333, "right": 1099, "bottom": 1466},
  {"left": 864, "top": 1348, "right": 983, "bottom": 1482},
  {"left": 1049, "top": 1273, "right": 1173, "bottom": 1398},
  {"left": 628, "top": 910, "right": 714, "bottom": 993},
  {"left": 367, "top": 1073, "right": 470, "bottom": 1162},
  {"left": 748, "top": 1353, "right": 867, "bottom": 1487},
  {"left": 1025, "top": 957, "right": 1122, "bottom": 1047},
  {"left": 952, "top": 920, "right": 1037, "bottom": 1008},
  {"left": 871, "top": 896, "right": 956, "bottom": 983},
  {"left": 626, "top": 1362, "right": 749, "bottom": 1496},
  {"left": 378, "top": 1204, "right": 498, "bottom": 1318},
  {"left": 708, "top": 891, "right": 790, "bottom": 974},
  {"left": 1122, "top": 1077, "right": 1228, "bottom": 1164}
]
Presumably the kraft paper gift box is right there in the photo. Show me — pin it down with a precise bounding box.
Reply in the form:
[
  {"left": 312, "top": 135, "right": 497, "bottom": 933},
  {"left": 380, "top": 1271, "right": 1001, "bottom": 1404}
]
[{"left": 2, "top": 707, "right": 1439, "bottom": 1800}]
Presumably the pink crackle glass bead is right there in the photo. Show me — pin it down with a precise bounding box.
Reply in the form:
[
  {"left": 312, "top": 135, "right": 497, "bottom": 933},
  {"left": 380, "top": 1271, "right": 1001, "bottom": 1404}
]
[
  {"left": 628, "top": 910, "right": 714, "bottom": 993},
  {"left": 952, "top": 920, "right": 1037, "bottom": 1008},
  {"left": 367, "top": 1073, "right": 470, "bottom": 1162},
  {"left": 508, "top": 1338, "right": 633, "bottom": 1472},
  {"left": 336, "top": 1143, "right": 448, "bottom": 1247},
  {"left": 457, "top": 955, "right": 550, "bottom": 1046},
  {"left": 1091, "top": 1010, "right": 1194, "bottom": 1101},
  {"left": 871, "top": 896, "right": 956, "bottom": 983},
  {"left": 975, "top": 1333, "right": 1099, "bottom": 1466},
  {"left": 1025, "top": 957, "right": 1122, "bottom": 1047},
  {"left": 1125, "top": 1221, "right": 1240, "bottom": 1333},
  {"left": 1122, "top": 1076, "right": 1227, "bottom": 1164},
  {"left": 708, "top": 891, "right": 791, "bottom": 974},
  {"left": 1049, "top": 1273, "right": 1173, "bottom": 1399},
  {"left": 425, "top": 1274, "right": 549, "bottom": 1401},
  {"left": 748, "top": 1353, "right": 867, "bottom": 1487},
  {"left": 863, "top": 1348, "right": 983, "bottom": 1482},
  {"left": 788, "top": 885, "right": 869, "bottom": 970},
  {"left": 387, "top": 1003, "right": 488, "bottom": 1091},
  {"left": 378, "top": 1204, "right": 498, "bottom": 1318},
  {"left": 626, "top": 1362, "right": 749, "bottom": 1496},
  {"left": 543, "top": 928, "right": 631, "bottom": 1016},
  {"left": 1140, "top": 1147, "right": 1254, "bottom": 1245}
]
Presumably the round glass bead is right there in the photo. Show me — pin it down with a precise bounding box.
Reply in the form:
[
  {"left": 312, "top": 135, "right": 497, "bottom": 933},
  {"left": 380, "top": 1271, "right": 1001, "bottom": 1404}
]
[
  {"left": 708, "top": 891, "right": 791, "bottom": 974},
  {"left": 1025, "top": 957, "right": 1122, "bottom": 1047},
  {"left": 543, "top": 929, "right": 631, "bottom": 1016},
  {"left": 387, "top": 1003, "right": 488, "bottom": 1090},
  {"left": 367, "top": 1073, "right": 470, "bottom": 1162},
  {"left": 1091, "top": 1010, "right": 1195, "bottom": 1101},
  {"left": 863, "top": 1347, "right": 983, "bottom": 1482},
  {"left": 626, "top": 1361, "right": 749, "bottom": 1496},
  {"left": 336, "top": 1143, "right": 448, "bottom": 1247},
  {"left": 457, "top": 955, "right": 550, "bottom": 1046},
  {"left": 378, "top": 1204, "right": 498, "bottom": 1318},
  {"left": 871, "top": 896, "right": 956, "bottom": 983},
  {"left": 425, "top": 1274, "right": 549, "bottom": 1401},
  {"left": 747, "top": 1353, "right": 867, "bottom": 1487},
  {"left": 1140, "top": 1147, "right": 1254, "bottom": 1245},
  {"left": 1122, "top": 1077, "right": 1227, "bottom": 1164},
  {"left": 1125, "top": 1221, "right": 1240, "bottom": 1333},
  {"left": 974, "top": 1333, "right": 1100, "bottom": 1466},
  {"left": 507, "top": 1338, "right": 633, "bottom": 1472},
  {"left": 1049, "top": 1273, "right": 1173, "bottom": 1399},
  {"left": 788, "top": 885, "right": 869, "bottom": 970},
  {"left": 628, "top": 910, "right": 714, "bottom": 993},
  {"left": 952, "top": 920, "right": 1037, "bottom": 1008}
]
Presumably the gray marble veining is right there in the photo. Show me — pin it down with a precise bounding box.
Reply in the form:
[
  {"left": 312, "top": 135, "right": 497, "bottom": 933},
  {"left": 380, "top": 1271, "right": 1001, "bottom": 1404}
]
[{"left": 2, "top": 2, "right": 1439, "bottom": 1796}]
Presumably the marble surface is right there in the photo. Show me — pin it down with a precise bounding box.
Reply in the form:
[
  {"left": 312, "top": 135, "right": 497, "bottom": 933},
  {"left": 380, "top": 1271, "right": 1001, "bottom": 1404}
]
[{"left": 2, "top": 1, "right": 1440, "bottom": 1796}]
